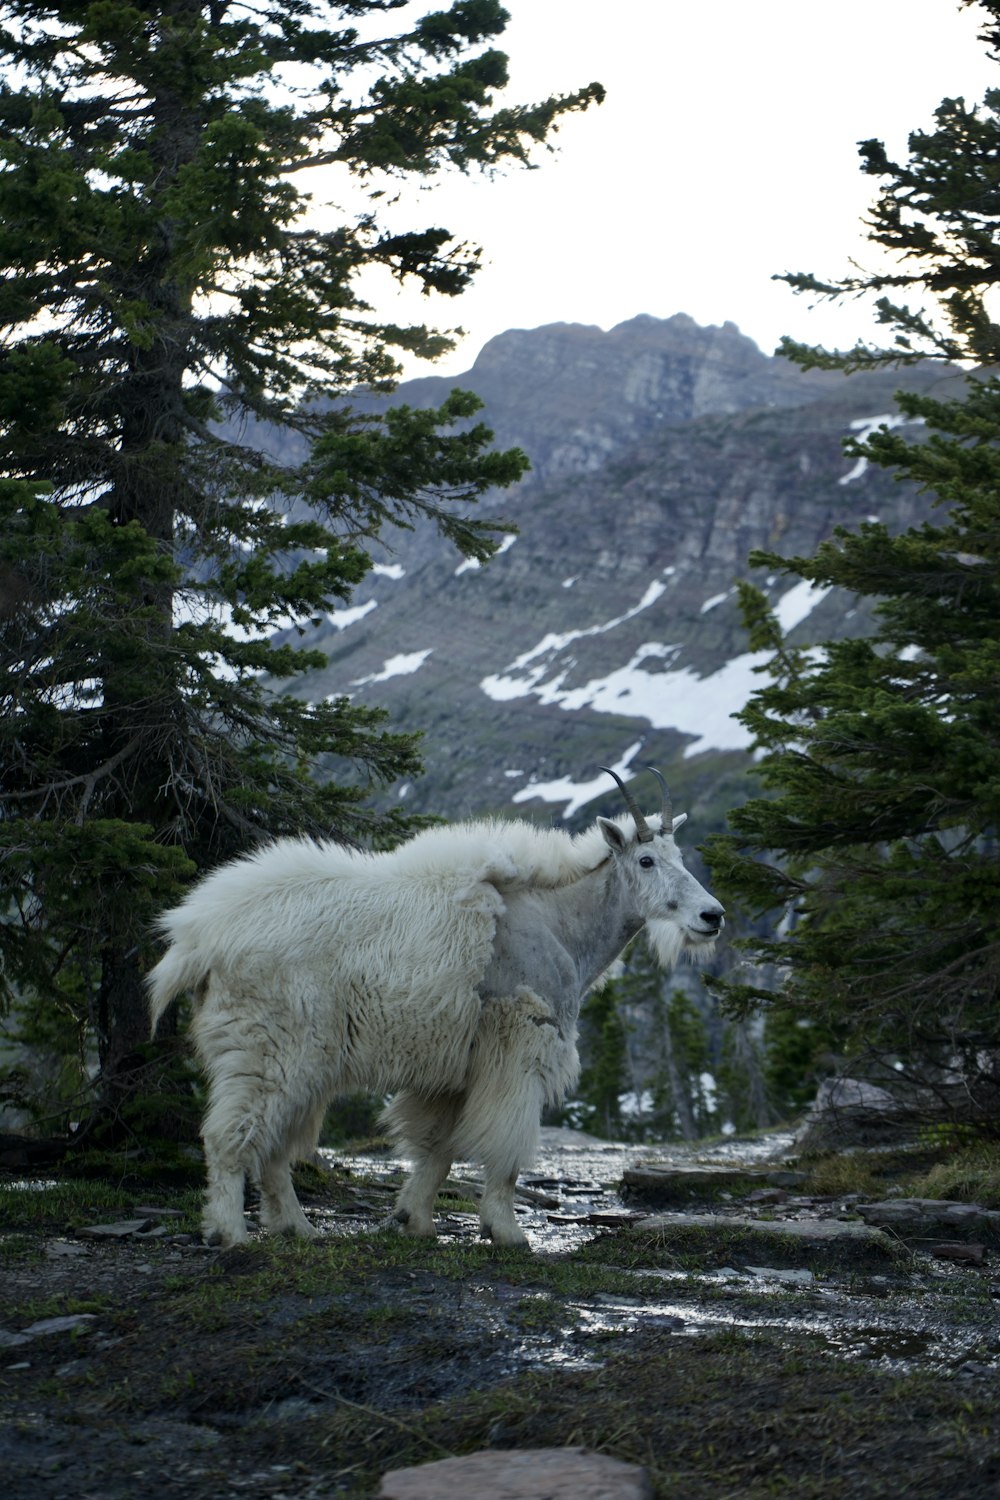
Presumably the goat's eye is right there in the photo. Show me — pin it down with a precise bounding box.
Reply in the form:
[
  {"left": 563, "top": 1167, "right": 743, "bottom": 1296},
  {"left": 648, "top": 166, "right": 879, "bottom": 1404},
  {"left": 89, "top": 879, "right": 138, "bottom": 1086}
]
[{"left": 639, "top": 855, "right": 655, "bottom": 869}]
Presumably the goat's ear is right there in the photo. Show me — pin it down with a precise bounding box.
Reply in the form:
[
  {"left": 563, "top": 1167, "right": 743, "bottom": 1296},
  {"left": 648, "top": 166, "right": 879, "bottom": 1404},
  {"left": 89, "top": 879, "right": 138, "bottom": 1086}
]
[
  {"left": 671, "top": 813, "right": 688, "bottom": 833},
  {"left": 598, "top": 817, "right": 628, "bottom": 852}
]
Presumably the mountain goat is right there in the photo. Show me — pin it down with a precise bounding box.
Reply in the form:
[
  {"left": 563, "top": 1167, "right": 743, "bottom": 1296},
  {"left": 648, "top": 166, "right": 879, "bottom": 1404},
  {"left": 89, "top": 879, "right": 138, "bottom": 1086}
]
[{"left": 147, "top": 769, "right": 724, "bottom": 1248}]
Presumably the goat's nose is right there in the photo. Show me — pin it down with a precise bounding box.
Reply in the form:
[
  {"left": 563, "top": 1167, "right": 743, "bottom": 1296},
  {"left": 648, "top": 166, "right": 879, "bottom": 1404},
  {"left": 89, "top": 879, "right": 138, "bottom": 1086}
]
[{"left": 701, "top": 909, "right": 724, "bottom": 929}]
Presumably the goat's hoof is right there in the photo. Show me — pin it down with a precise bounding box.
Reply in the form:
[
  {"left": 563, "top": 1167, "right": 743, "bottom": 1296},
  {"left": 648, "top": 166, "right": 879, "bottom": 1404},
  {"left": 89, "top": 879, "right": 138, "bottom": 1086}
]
[
  {"left": 203, "top": 1225, "right": 248, "bottom": 1249},
  {"left": 482, "top": 1223, "right": 529, "bottom": 1248},
  {"left": 383, "top": 1209, "right": 437, "bottom": 1238}
]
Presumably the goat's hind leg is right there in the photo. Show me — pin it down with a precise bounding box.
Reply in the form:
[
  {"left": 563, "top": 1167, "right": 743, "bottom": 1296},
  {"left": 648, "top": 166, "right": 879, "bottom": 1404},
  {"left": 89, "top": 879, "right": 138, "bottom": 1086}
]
[
  {"left": 458, "top": 988, "right": 576, "bottom": 1248},
  {"left": 382, "top": 1092, "right": 460, "bottom": 1238},
  {"left": 200, "top": 1094, "right": 253, "bottom": 1248},
  {"left": 257, "top": 1102, "right": 326, "bottom": 1239}
]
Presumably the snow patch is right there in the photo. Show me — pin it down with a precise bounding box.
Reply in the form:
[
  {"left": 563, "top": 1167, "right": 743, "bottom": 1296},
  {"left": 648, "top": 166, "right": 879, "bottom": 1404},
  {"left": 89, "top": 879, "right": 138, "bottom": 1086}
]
[
  {"left": 372, "top": 562, "right": 405, "bottom": 581},
  {"left": 479, "top": 573, "right": 831, "bottom": 757},
  {"left": 351, "top": 648, "right": 433, "bottom": 686},
  {"left": 700, "top": 591, "right": 730, "bottom": 614},
  {"left": 327, "top": 598, "right": 377, "bottom": 631},
  {"left": 839, "top": 412, "right": 920, "bottom": 485},
  {"left": 454, "top": 533, "right": 517, "bottom": 576},
  {"left": 482, "top": 572, "right": 674, "bottom": 702},
  {"left": 512, "top": 739, "right": 645, "bottom": 819},
  {"left": 773, "top": 578, "right": 832, "bottom": 634}
]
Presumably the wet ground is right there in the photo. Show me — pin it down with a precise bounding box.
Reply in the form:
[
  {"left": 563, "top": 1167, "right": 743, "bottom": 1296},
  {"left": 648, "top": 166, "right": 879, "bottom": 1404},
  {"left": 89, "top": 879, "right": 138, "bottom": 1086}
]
[
  {"left": 323, "top": 1127, "right": 1000, "bottom": 1381},
  {"left": 3, "top": 1129, "right": 1000, "bottom": 1496}
]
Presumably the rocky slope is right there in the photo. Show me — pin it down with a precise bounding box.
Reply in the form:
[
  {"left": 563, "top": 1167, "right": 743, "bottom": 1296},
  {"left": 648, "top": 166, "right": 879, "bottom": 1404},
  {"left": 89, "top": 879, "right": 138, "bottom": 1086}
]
[{"left": 276, "top": 314, "right": 955, "bottom": 828}]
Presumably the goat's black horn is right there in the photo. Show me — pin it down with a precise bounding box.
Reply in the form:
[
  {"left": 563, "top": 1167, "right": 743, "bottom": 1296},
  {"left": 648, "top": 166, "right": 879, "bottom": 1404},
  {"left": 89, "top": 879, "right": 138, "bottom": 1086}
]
[
  {"left": 643, "top": 764, "right": 674, "bottom": 831},
  {"left": 601, "top": 766, "right": 654, "bottom": 843}
]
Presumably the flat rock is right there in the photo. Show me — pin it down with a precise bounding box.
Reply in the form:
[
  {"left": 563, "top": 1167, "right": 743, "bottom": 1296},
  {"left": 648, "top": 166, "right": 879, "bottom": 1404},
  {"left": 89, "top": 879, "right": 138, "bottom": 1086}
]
[
  {"left": 45, "top": 1240, "right": 90, "bottom": 1259},
  {"left": 1, "top": 1313, "right": 98, "bottom": 1347},
  {"left": 855, "top": 1199, "right": 1000, "bottom": 1239},
  {"left": 23, "top": 1314, "right": 98, "bottom": 1337},
  {"left": 632, "top": 1211, "right": 896, "bottom": 1254},
  {"left": 622, "top": 1165, "right": 768, "bottom": 1202},
  {"left": 379, "top": 1447, "right": 653, "bottom": 1499},
  {"left": 76, "top": 1219, "right": 153, "bottom": 1239},
  {"left": 930, "top": 1242, "right": 987, "bottom": 1266}
]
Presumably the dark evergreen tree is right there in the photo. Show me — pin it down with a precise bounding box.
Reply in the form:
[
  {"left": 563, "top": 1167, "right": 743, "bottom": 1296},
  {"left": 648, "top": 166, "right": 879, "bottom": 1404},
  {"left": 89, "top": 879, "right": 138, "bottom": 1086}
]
[
  {"left": 708, "top": 0, "right": 1000, "bottom": 1129},
  {"left": 0, "top": 0, "right": 602, "bottom": 1127},
  {"left": 575, "top": 980, "right": 629, "bottom": 1140}
]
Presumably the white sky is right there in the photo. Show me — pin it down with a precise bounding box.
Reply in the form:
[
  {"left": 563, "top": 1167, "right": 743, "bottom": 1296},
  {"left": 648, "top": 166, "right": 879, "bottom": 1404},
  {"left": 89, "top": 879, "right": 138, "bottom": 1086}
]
[{"left": 336, "top": 0, "right": 996, "bottom": 376}]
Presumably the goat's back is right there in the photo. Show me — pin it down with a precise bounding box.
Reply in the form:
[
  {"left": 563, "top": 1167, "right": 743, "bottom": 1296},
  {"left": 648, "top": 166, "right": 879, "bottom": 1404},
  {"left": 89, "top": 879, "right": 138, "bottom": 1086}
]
[{"left": 146, "top": 832, "right": 511, "bottom": 1032}]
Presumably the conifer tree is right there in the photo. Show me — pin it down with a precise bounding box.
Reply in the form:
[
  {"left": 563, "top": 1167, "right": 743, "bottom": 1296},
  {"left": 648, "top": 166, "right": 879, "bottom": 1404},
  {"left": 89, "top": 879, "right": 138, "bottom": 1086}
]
[
  {"left": 708, "top": 0, "right": 1000, "bottom": 1128},
  {"left": 0, "top": 0, "right": 602, "bottom": 1123}
]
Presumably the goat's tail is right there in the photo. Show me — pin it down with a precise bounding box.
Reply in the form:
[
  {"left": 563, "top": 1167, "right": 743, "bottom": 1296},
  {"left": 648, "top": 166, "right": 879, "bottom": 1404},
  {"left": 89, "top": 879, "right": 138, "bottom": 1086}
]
[{"left": 146, "top": 941, "right": 210, "bottom": 1037}]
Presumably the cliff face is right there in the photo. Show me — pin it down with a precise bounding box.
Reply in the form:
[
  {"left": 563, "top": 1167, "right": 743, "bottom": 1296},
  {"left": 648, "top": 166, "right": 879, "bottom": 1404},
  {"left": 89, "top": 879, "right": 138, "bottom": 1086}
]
[{"left": 277, "top": 315, "right": 954, "bottom": 827}]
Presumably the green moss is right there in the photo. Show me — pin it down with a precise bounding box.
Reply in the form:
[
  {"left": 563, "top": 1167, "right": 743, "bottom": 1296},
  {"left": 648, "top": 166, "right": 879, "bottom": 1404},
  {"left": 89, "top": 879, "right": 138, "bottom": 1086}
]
[
  {"left": 800, "top": 1141, "right": 1000, "bottom": 1208},
  {"left": 577, "top": 1221, "right": 907, "bottom": 1275},
  {"left": 908, "top": 1143, "right": 1000, "bottom": 1208}
]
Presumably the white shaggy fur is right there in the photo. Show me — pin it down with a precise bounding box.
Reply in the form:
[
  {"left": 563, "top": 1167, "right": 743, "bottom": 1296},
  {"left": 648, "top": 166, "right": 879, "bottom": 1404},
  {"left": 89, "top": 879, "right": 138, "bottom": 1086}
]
[{"left": 147, "top": 808, "right": 723, "bottom": 1248}]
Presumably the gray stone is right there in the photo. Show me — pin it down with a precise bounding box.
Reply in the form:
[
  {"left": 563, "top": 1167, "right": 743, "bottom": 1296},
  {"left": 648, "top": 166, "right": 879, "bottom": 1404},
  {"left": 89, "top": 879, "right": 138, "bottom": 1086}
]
[
  {"left": 766, "top": 1171, "right": 809, "bottom": 1189},
  {"left": 634, "top": 1211, "right": 895, "bottom": 1250},
  {"left": 930, "top": 1241, "right": 986, "bottom": 1266},
  {"left": 379, "top": 1447, "right": 653, "bottom": 1499},
  {"left": 855, "top": 1199, "right": 1000, "bottom": 1240},
  {"left": 794, "top": 1077, "right": 916, "bottom": 1152},
  {"left": 621, "top": 1164, "right": 767, "bottom": 1204},
  {"left": 76, "top": 1218, "right": 153, "bottom": 1239},
  {"left": 24, "top": 1314, "right": 98, "bottom": 1337}
]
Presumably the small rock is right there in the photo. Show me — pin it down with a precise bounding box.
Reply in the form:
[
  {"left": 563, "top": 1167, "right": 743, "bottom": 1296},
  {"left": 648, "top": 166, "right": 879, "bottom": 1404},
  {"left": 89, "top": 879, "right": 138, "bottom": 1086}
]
[
  {"left": 378, "top": 1447, "right": 653, "bottom": 1499},
  {"left": 621, "top": 1165, "right": 766, "bottom": 1204},
  {"left": 855, "top": 1200, "right": 1000, "bottom": 1240},
  {"left": 76, "top": 1219, "right": 153, "bottom": 1240},
  {"left": 747, "top": 1188, "right": 788, "bottom": 1204},
  {"left": 930, "top": 1241, "right": 987, "bottom": 1266},
  {"left": 45, "top": 1241, "right": 90, "bottom": 1259},
  {"left": 132, "top": 1206, "right": 185, "bottom": 1217},
  {"left": 24, "top": 1314, "right": 97, "bottom": 1338},
  {"left": 514, "top": 1186, "right": 561, "bottom": 1209},
  {"left": 767, "top": 1171, "right": 808, "bottom": 1189}
]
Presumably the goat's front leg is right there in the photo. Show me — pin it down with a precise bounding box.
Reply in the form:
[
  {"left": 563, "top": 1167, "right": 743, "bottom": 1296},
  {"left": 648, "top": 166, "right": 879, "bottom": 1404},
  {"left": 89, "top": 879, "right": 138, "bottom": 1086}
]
[
  {"left": 382, "top": 1091, "right": 460, "bottom": 1238},
  {"left": 478, "top": 1167, "right": 527, "bottom": 1247}
]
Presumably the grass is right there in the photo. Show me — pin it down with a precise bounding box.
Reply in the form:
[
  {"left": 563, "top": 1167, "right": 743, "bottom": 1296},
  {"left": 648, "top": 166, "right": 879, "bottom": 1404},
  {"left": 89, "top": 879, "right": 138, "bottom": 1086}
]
[
  {"left": 0, "top": 1175, "right": 203, "bottom": 1233},
  {"left": 577, "top": 1220, "right": 909, "bottom": 1276},
  {"left": 909, "top": 1144, "right": 1000, "bottom": 1208},
  {"left": 799, "top": 1140, "right": 1000, "bottom": 1208},
  {"left": 260, "top": 1329, "right": 1000, "bottom": 1498}
]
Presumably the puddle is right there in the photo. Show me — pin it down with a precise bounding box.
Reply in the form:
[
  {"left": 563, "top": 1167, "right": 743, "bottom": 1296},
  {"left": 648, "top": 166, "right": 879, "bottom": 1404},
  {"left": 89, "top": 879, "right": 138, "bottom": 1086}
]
[
  {"left": 316, "top": 1129, "right": 998, "bottom": 1380},
  {"left": 321, "top": 1126, "right": 799, "bottom": 1254}
]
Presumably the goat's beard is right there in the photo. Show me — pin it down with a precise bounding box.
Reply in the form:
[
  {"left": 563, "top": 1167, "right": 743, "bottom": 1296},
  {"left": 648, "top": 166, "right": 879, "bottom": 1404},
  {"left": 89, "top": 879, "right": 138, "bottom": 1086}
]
[{"left": 646, "top": 919, "right": 716, "bottom": 970}]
